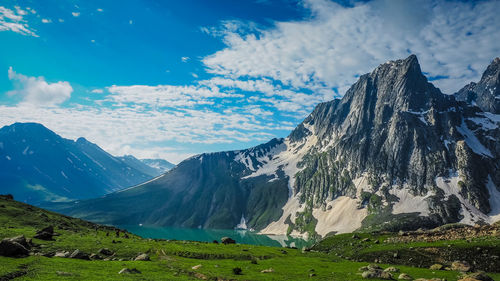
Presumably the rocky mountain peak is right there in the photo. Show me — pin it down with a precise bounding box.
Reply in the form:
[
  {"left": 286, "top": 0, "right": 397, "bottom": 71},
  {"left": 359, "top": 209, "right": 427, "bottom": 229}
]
[{"left": 455, "top": 57, "right": 500, "bottom": 113}]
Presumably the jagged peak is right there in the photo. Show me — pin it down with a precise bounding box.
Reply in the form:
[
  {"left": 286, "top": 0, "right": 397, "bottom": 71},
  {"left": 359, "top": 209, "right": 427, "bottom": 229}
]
[{"left": 481, "top": 57, "right": 500, "bottom": 81}]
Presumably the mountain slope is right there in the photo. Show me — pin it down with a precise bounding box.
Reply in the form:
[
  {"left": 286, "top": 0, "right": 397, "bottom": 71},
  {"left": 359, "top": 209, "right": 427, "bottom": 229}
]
[
  {"left": 0, "top": 123, "right": 158, "bottom": 204},
  {"left": 54, "top": 55, "right": 500, "bottom": 238}
]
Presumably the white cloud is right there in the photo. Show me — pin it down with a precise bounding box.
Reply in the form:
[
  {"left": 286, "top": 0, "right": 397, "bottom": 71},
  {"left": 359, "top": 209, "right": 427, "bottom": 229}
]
[
  {"left": 181, "top": 56, "right": 190, "bottom": 62},
  {"left": 203, "top": 0, "right": 500, "bottom": 94},
  {"left": 7, "top": 67, "right": 73, "bottom": 106},
  {"left": 0, "top": 6, "right": 37, "bottom": 36},
  {"left": 91, "top": 89, "right": 103, "bottom": 94},
  {"left": 129, "top": 20, "right": 133, "bottom": 25},
  {"left": 72, "top": 12, "right": 80, "bottom": 17},
  {"left": 97, "top": 8, "right": 103, "bottom": 12},
  {"left": 58, "top": 18, "right": 64, "bottom": 23},
  {"left": 41, "top": 18, "right": 51, "bottom": 23}
]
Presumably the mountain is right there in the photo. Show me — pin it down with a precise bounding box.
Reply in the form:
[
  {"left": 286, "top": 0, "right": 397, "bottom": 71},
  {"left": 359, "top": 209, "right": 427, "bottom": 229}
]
[
  {"left": 140, "top": 158, "right": 175, "bottom": 173},
  {"left": 53, "top": 55, "right": 500, "bottom": 238},
  {"left": 0, "top": 123, "right": 159, "bottom": 204},
  {"left": 455, "top": 57, "right": 500, "bottom": 113},
  {"left": 117, "top": 155, "right": 165, "bottom": 177}
]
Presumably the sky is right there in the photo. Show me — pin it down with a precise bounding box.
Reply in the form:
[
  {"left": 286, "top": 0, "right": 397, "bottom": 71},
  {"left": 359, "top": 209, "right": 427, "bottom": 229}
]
[{"left": 0, "top": 0, "right": 499, "bottom": 163}]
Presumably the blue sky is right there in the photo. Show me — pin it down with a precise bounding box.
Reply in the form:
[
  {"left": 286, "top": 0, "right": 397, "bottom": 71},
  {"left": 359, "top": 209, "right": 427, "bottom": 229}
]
[{"left": 0, "top": 0, "right": 499, "bottom": 163}]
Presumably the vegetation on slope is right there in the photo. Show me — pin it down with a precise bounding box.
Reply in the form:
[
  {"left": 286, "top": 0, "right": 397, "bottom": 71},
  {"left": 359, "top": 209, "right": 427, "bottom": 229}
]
[{"left": 1, "top": 196, "right": 500, "bottom": 280}]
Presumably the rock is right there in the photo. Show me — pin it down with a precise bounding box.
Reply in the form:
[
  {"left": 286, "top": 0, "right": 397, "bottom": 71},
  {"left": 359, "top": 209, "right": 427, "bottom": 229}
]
[
  {"left": 393, "top": 252, "right": 399, "bottom": 258},
  {"left": 221, "top": 237, "right": 236, "bottom": 244},
  {"left": 352, "top": 234, "right": 360, "bottom": 239},
  {"left": 134, "top": 253, "right": 150, "bottom": 261},
  {"left": 384, "top": 267, "right": 400, "bottom": 272},
  {"left": 374, "top": 240, "right": 380, "bottom": 244},
  {"left": 56, "top": 271, "right": 73, "bottom": 276},
  {"left": 192, "top": 264, "right": 202, "bottom": 270},
  {"left": 34, "top": 226, "right": 54, "bottom": 240},
  {"left": 430, "top": 264, "right": 444, "bottom": 270},
  {"left": 398, "top": 273, "right": 412, "bottom": 280},
  {"left": 54, "top": 251, "right": 70, "bottom": 258},
  {"left": 212, "top": 240, "right": 219, "bottom": 244},
  {"left": 232, "top": 267, "right": 242, "bottom": 275},
  {"left": 0, "top": 238, "right": 30, "bottom": 257},
  {"left": 451, "top": 261, "right": 471, "bottom": 272},
  {"left": 98, "top": 248, "right": 113, "bottom": 256},
  {"left": 89, "top": 253, "right": 102, "bottom": 260},
  {"left": 118, "top": 268, "right": 141, "bottom": 274},
  {"left": 69, "top": 249, "right": 90, "bottom": 260},
  {"left": 309, "top": 273, "right": 317, "bottom": 277},
  {"left": 8, "top": 235, "right": 31, "bottom": 249},
  {"left": 362, "top": 238, "right": 371, "bottom": 242},
  {"left": 280, "top": 250, "right": 288, "bottom": 254},
  {"left": 362, "top": 269, "right": 392, "bottom": 279},
  {"left": 261, "top": 268, "right": 274, "bottom": 273},
  {"left": 458, "top": 272, "right": 494, "bottom": 281},
  {"left": 194, "top": 273, "right": 208, "bottom": 280}
]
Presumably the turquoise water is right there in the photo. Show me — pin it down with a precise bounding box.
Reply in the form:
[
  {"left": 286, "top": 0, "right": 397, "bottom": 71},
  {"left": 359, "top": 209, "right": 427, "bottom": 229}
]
[{"left": 119, "top": 225, "right": 315, "bottom": 248}]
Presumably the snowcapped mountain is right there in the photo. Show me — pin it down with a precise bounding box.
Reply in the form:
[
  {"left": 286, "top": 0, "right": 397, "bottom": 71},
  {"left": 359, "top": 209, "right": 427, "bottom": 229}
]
[
  {"left": 140, "top": 158, "right": 175, "bottom": 173},
  {"left": 54, "top": 55, "right": 500, "bottom": 238},
  {"left": 0, "top": 123, "right": 159, "bottom": 204}
]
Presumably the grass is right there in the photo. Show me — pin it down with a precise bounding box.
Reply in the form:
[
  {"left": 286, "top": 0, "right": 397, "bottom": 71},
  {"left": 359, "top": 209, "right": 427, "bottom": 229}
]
[{"left": 1, "top": 197, "right": 500, "bottom": 280}]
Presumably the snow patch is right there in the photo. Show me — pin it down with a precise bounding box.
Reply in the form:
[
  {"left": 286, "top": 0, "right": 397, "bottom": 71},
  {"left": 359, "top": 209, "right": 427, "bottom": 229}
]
[
  {"left": 61, "top": 171, "right": 68, "bottom": 179},
  {"left": 259, "top": 196, "right": 305, "bottom": 237},
  {"left": 487, "top": 176, "right": 500, "bottom": 223},
  {"left": 6, "top": 155, "right": 11, "bottom": 160},
  {"left": 456, "top": 121, "right": 493, "bottom": 157},
  {"left": 22, "top": 146, "right": 30, "bottom": 155},
  {"left": 390, "top": 186, "right": 433, "bottom": 216},
  {"left": 436, "top": 175, "right": 489, "bottom": 224},
  {"left": 313, "top": 196, "right": 367, "bottom": 236}
]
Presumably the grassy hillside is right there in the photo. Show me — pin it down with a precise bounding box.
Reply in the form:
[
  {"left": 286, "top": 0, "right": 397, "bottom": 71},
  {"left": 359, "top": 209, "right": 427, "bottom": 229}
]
[{"left": 1, "top": 195, "right": 500, "bottom": 280}]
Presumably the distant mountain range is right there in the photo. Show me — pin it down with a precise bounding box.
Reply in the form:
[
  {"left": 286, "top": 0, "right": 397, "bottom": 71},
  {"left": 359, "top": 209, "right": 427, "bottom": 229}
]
[
  {"left": 46, "top": 55, "right": 500, "bottom": 238},
  {"left": 0, "top": 123, "right": 172, "bottom": 204},
  {"left": 140, "top": 158, "right": 175, "bottom": 172}
]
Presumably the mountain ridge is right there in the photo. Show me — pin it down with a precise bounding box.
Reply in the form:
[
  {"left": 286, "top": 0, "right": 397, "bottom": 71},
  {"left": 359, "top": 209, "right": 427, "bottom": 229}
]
[{"left": 0, "top": 122, "right": 159, "bottom": 204}]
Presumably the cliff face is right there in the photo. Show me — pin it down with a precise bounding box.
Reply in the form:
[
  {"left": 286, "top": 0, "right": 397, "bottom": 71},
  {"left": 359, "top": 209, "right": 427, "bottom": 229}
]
[{"left": 55, "top": 55, "right": 500, "bottom": 238}]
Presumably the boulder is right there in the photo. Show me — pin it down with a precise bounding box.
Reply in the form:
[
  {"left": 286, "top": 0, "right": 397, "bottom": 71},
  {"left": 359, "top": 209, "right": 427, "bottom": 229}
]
[
  {"left": 451, "top": 261, "right": 471, "bottom": 272},
  {"left": 7, "top": 235, "right": 31, "bottom": 249},
  {"left": 69, "top": 249, "right": 90, "bottom": 260},
  {"left": 232, "top": 267, "right": 242, "bottom": 275},
  {"left": 361, "top": 269, "right": 392, "bottom": 280},
  {"left": 430, "top": 264, "right": 443, "bottom": 270},
  {"left": 398, "top": 273, "right": 412, "bottom": 280},
  {"left": 97, "top": 248, "right": 113, "bottom": 256},
  {"left": 118, "top": 268, "right": 141, "bottom": 274},
  {"left": 89, "top": 253, "right": 102, "bottom": 260},
  {"left": 54, "top": 251, "right": 70, "bottom": 258},
  {"left": 192, "top": 264, "right": 202, "bottom": 270},
  {"left": 384, "top": 267, "right": 400, "bottom": 273},
  {"left": 0, "top": 238, "right": 30, "bottom": 257},
  {"left": 221, "top": 237, "right": 236, "bottom": 244},
  {"left": 34, "top": 226, "right": 55, "bottom": 240},
  {"left": 458, "top": 272, "right": 494, "bottom": 281},
  {"left": 134, "top": 253, "right": 150, "bottom": 261},
  {"left": 261, "top": 268, "right": 274, "bottom": 273}
]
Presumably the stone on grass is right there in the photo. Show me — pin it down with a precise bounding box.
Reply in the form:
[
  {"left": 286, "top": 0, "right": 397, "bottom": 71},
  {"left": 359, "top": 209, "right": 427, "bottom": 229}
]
[
  {"left": 261, "top": 268, "right": 274, "bottom": 273},
  {"left": 69, "top": 249, "right": 90, "bottom": 260},
  {"left": 118, "top": 268, "right": 141, "bottom": 274},
  {"left": 54, "top": 251, "right": 70, "bottom": 258},
  {"left": 221, "top": 237, "right": 236, "bottom": 245},
  {"left": 98, "top": 248, "right": 113, "bottom": 256},
  {"left": 384, "top": 267, "right": 400, "bottom": 272},
  {"left": 232, "top": 267, "right": 242, "bottom": 275},
  {"left": 398, "top": 273, "right": 412, "bottom": 280},
  {"left": 134, "top": 253, "right": 150, "bottom": 261},
  {"left": 451, "top": 261, "right": 471, "bottom": 272},
  {"left": 192, "top": 264, "right": 202, "bottom": 270},
  {"left": 34, "top": 226, "right": 55, "bottom": 241},
  {"left": 458, "top": 272, "right": 494, "bottom": 281},
  {"left": 0, "top": 238, "right": 30, "bottom": 257},
  {"left": 56, "top": 271, "right": 73, "bottom": 276},
  {"left": 430, "top": 264, "right": 443, "bottom": 271}
]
